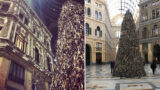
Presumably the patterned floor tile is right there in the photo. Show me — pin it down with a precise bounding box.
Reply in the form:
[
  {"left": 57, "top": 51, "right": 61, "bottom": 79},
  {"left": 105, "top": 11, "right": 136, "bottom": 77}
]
[{"left": 86, "top": 64, "right": 160, "bottom": 90}]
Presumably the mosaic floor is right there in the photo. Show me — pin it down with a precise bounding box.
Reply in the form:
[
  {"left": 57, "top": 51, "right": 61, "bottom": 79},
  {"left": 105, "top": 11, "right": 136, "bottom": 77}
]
[{"left": 86, "top": 64, "right": 160, "bottom": 90}]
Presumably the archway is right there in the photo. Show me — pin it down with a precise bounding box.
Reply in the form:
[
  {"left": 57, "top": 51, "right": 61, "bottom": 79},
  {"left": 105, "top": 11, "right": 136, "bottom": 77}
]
[
  {"left": 86, "top": 44, "right": 91, "bottom": 65},
  {"left": 96, "top": 52, "right": 102, "bottom": 64},
  {"left": 144, "top": 53, "right": 148, "bottom": 64},
  {"left": 153, "top": 44, "right": 160, "bottom": 63}
]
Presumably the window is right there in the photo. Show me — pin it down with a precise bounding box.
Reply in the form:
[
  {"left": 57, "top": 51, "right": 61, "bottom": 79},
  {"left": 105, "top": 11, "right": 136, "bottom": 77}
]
[
  {"left": 35, "top": 47, "right": 39, "bottom": 64},
  {"left": 86, "top": 23, "right": 89, "bottom": 35},
  {"left": 116, "top": 31, "right": 121, "bottom": 38},
  {"left": 37, "top": 32, "right": 40, "bottom": 38},
  {"left": 87, "top": 8, "right": 91, "bottom": 16},
  {"left": 95, "top": 11, "right": 98, "bottom": 19},
  {"left": 152, "top": 9, "right": 156, "bottom": 19},
  {"left": 99, "top": 4, "right": 102, "bottom": 8},
  {"left": 1, "top": 3, "right": 10, "bottom": 12},
  {"left": 142, "top": 27, "right": 147, "bottom": 39},
  {"left": 95, "top": 26, "right": 102, "bottom": 37},
  {"left": 153, "top": 24, "right": 159, "bottom": 35},
  {"left": 152, "top": 0, "right": 159, "bottom": 6},
  {"left": 141, "top": 14, "right": 147, "bottom": 21},
  {"left": 8, "top": 61, "right": 25, "bottom": 84},
  {"left": 44, "top": 35, "right": 47, "bottom": 44},
  {"left": 19, "top": 13, "right": 24, "bottom": 20},
  {"left": 152, "top": 2, "right": 156, "bottom": 6},
  {"left": 86, "top": 23, "right": 92, "bottom": 35},
  {"left": 96, "top": 42, "right": 102, "bottom": 51},
  {"left": 47, "top": 57, "right": 51, "bottom": 71},
  {"left": 95, "top": 3, "right": 98, "bottom": 7},
  {"left": 0, "top": 26, "right": 3, "bottom": 30},
  {"left": 33, "top": 28, "right": 36, "bottom": 34},
  {"left": 89, "top": 28, "right": 92, "bottom": 35},
  {"left": 15, "top": 34, "right": 26, "bottom": 52},
  {"left": 24, "top": 18, "right": 29, "bottom": 25},
  {"left": 156, "top": 8, "right": 159, "bottom": 18},
  {"left": 99, "top": 12, "right": 102, "bottom": 20},
  {"left": 88, "top": 0, "right": 91, "bottom": 3},
  {"left": 142, "top": 43, "right": 148, "bottom": 51},
  {"left": 47, "top": 42, "right": 49, "bottom": 48},
  {"left": 48, "top": 82, "right": 51, "bottom": 90},
  {"left": 32, "top": 84, "right": 36, "bottom": 90}
]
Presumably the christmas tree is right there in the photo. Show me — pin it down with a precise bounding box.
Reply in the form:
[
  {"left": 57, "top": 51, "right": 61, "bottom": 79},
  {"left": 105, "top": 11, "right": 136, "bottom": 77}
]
[
  {"left": 113, "top": 11, "right": 146, "bottom": 78},
  {"left": 52, "top": 0, "right": 84, "bottom": 89}
]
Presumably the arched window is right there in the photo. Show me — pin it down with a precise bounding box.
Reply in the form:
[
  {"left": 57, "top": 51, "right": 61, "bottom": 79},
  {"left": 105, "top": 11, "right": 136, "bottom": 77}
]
[
  {"left": 35, "top": 47, "right": 39, "bottom": 64},
  {"left": 95, "top": 26, "right": 102, "bottom": 37},
  {"left": 1, "top": 3, "right": 10, "bottom": 12},
  {"left": 15, "top": 34, "right": 26, "bottom": 52},
  {"left": 87, "top": 8, "right": 91, "bottom": 16},
  {"left": 142, "top": 27, "right": 147, "bottom": 39},
  {"left": 99, "top": 12, "right": 102, "bottom": 20},
  {"left": 47, "top": 57, "right": 51, "bottom": 71},
  {"left": 86, "top": 23, "right": 92, "bottom": 35},
  {"left": 152, "top": 10, "right": 156, "bottom": 19},
  {"left": 95, "top": 11, "right": 98, "bottom": 19},
  {"left": 116, "top": 31, "right": 121, "bottom": 38},
  {"left": 153, "top": 24, "right": 158, "bottom": 35},
  {"left": 86, "top": 23, "right": 89, "bottom": 35},
  {"left": 156, "top": 8, "right": 159, "bottom": 18}
]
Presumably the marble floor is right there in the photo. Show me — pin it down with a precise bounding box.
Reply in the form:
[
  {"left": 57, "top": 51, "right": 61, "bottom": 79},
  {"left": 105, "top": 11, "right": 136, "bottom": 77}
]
[{"left": 86, "top": 64, "right": 160, "bottom": 90}]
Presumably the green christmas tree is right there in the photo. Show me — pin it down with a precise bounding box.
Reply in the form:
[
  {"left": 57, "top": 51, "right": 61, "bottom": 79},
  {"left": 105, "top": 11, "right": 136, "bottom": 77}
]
[{"left": 113, "top": 10, "right": 146, "bottom": 78}]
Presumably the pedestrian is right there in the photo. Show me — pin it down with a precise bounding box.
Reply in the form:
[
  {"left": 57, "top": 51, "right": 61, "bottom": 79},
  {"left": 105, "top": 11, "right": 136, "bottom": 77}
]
[
  {"left": 151, "top": 59, "right": 157, "bottom": 75},
  {"left": 110, "top": 61, "right": 115, "bottom": 74}
]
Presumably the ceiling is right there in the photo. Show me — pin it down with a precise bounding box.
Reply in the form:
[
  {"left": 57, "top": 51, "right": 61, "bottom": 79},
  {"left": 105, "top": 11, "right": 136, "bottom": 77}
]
[
  {"left": 25, "top": 0, "right": 66, "bottom": 55},
  {"left": 25, "top": 0, "right": 83, "bottom": 55},
  {"left": 105, "top": 0, "right": 140, "bottom": 26}
]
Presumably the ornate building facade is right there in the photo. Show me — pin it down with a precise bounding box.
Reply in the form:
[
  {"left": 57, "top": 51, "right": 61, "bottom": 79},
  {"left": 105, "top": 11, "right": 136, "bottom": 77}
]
[
  {"left": 0, "top": 0, "right": 54, "bottom": 90},
  {"left": 139, "top": 0, "right": 160, "bottom": 64},
  {"left": 85, "top": 0, "right": 116, "bottom": 65}
]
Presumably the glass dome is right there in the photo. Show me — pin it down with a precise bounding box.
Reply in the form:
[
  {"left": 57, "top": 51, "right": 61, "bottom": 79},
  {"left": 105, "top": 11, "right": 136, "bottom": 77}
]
[{"left": 105, "top": 0, "right": 140, "bottom": 26}]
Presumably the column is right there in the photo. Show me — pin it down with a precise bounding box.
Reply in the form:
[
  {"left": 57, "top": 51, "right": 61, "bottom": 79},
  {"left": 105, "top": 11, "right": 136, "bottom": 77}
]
[
  {"left": 139, "top": 44, "right": 143, "bottom": 57},
  {"left": 45, "top": 82, "right": 49, "bottom": 90},
  {"left": 148, "top": 43, "right": 153, "bottom": 63},
  {"left": 92, "top": 42, "right": 96, "bottom": 64},
  {"left": 0, "top": 57, "right": 10, "bottom": 90},
  {"left": 102, "top": 43, "right": 105, "bottom": 63},
  {"left": 25, "top": 70, "right": 32, "bottom": 90}
]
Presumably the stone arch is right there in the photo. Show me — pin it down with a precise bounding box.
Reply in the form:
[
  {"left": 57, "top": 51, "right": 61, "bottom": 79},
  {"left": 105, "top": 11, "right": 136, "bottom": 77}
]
[{"left": 153, "top": 44, "right": 160, "bottom": 63}]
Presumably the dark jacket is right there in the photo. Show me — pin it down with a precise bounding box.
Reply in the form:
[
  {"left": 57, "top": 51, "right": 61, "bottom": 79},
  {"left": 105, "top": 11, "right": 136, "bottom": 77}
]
[
  {"left": 151, "top": 60, "right": 157, "bottom": 69},
  {"left": 111, "top": 61, "right": 115, "bottom": 68}
]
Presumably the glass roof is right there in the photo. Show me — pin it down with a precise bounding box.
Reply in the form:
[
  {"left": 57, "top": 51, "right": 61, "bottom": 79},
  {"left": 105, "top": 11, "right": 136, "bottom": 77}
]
[{"left": 105, "top": 0, "right": 140, "bottom": 26}]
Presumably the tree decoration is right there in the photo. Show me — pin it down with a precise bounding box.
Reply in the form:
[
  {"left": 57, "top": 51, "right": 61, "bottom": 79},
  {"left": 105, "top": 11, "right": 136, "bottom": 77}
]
[
  {"left": 113, "top": 11, "right": 146, "bottom": 78},
  {"left": 52, "top": 0, "right": 84, "bottom": 89}
]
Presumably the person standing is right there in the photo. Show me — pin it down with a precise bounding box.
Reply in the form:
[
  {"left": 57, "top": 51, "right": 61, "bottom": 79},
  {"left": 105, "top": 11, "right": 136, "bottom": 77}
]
[
  {"left": 110, "top": 61, "right": 115, "bottom": 74},
  {"left": 151, "top": 59, "right": 157, "bottom": 75}
]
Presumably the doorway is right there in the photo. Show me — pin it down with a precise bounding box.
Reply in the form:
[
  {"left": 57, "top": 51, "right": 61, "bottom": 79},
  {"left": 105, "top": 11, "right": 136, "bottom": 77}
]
[
  {"left": 144, "top": 53, "right": 148, "bottom": 64},
  {"left": 153, "top": 44, "right": 160, "bottom": 63},
  {"left": 86, "top": 44, "right": 91, "bottom": 65},
  {"left": 96, "top": 52, "right": 102, "bottom": 64}
]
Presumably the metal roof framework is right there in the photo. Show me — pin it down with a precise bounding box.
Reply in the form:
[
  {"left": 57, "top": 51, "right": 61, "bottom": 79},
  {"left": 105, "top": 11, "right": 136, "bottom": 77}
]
[{"left": 106, "top": 0, "right": 139, "bottom": 20}]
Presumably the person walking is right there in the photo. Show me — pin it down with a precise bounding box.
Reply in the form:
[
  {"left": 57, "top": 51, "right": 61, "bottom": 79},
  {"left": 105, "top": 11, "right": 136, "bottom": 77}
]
[
  {"left": 151, "top": 59, "right": 157, "bottom": 75},
  {"left": 110, "top": 61, "right": 115, "bottom": 74}
]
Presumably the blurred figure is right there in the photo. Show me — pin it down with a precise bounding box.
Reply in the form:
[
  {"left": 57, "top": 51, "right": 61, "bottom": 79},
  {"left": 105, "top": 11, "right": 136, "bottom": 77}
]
[
  {"left": 151, "top": 59, "right": 157, "bottom": 75},
  {"left": 110, "top": 61, "right": 115, "bottom": 74}
]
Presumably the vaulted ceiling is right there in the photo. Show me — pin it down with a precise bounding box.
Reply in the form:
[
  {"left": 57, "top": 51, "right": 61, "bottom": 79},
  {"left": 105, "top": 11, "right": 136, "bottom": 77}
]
[
  {"left": 105, "top": 0, "right": 140, "bottom": 26},
  {"left": 25, "top": 0, "right": 83, "bottom": 55},
  {"left": 25, "top": 0, "right": 66, "bottom": 54}
]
